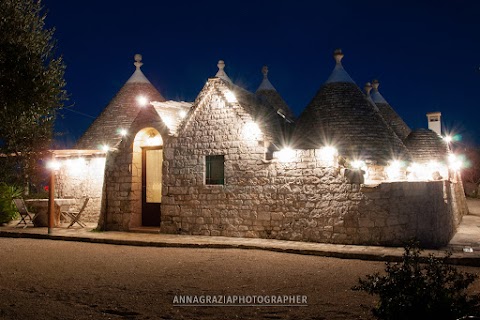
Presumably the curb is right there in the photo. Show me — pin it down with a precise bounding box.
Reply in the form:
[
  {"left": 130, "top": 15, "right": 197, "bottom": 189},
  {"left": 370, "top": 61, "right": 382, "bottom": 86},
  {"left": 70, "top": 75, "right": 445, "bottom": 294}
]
[{"left": 1, "top": 230, "right": 480, "bottom": 267}]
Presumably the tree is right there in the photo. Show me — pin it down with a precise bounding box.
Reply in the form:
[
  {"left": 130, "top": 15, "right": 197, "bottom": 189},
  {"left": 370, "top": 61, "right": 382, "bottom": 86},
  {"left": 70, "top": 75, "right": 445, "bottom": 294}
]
[
  {"left": 353, "top": 243, "right": 480, "bottom": 319},
  {"left": 0, "top": 0, "right": 67, "bottom": 192}
]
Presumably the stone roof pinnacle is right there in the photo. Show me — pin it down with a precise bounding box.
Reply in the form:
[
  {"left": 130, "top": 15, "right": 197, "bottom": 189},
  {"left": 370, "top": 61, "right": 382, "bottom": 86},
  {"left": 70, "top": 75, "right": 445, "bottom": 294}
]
[
  {"left": 371, "top": 79, "right": 387, "bottom": 103},
  {"left": 256, "top": 65, "right": 276, "bottom": 92},
  {"left": 134, "top": 54, "right": 143, "bottom": 70},
  {"left": 333, "top": 49, "right": 344, "bottom": 65},
  {"left": 262, "top": 65, "right": 269, "bottom": 79},
  {"left": 126, "top": 53, "right": 150, "bottom": 84},
  {"left": 215, "top": 60, "right": 232, "bottom": 83},
  {"left": 364, "top": 82, "right": 372, "bottom": 96},
  {"left": 325, "top": 49, "right": 355, "bottom": 84}
]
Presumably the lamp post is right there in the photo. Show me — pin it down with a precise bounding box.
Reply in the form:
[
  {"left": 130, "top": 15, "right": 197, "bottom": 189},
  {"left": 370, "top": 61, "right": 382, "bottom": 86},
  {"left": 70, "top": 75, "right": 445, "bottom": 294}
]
[{"left": 47, "top": 154, "right": 60, "bottom": 234}]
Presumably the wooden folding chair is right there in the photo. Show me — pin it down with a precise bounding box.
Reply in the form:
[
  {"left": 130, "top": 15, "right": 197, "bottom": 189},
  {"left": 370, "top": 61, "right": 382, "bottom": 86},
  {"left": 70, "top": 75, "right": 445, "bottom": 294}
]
[
  {"left": 13, "top": 199, "right": 37, "bottom": 228},
  {"left": 62, "top": 198, "right": 89, "bottom": 228}
]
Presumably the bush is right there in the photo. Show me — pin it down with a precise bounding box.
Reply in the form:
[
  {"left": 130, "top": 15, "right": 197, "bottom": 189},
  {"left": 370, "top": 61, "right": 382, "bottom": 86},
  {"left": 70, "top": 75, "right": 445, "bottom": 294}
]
[
  {"left": 353, "top": 243, "right": 480, "bottom": 320},
  {"left": 0, "top": 183, "right": 22, "bottom": 224}
]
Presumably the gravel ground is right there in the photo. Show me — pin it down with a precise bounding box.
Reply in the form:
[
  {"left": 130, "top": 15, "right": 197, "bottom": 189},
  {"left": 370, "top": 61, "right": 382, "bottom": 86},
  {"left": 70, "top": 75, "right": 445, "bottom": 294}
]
[{"left": 1, "top": 238, "right": 480, "bottom": 320}]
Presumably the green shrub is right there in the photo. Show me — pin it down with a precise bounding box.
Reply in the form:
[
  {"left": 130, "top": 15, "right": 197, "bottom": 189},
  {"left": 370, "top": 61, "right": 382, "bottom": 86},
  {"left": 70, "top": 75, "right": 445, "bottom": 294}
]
[
  {"left": 353, "top": 243, "right": 480, "bottom": 320},
  {"left": 0, "top": 183, "right": 22, "bottom": 224}
]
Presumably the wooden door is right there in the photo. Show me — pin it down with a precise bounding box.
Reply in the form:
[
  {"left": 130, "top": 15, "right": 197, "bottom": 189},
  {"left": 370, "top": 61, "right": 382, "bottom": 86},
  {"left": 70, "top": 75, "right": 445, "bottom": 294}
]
[{"left": 142, "top": 146, "right": 162, "bottom": 226}]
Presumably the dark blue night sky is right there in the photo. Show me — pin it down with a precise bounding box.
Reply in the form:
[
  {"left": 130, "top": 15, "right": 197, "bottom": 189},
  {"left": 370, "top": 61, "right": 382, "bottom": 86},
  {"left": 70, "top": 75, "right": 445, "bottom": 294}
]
[{"left": 43, "top": 0, "right": 480, "bottom": 147}]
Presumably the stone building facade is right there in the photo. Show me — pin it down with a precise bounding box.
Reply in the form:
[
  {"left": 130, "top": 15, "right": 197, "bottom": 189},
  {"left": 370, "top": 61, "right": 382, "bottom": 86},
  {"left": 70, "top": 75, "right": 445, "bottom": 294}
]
[{"left": 56, "top": 51, "right": 468, "bottom": 248}]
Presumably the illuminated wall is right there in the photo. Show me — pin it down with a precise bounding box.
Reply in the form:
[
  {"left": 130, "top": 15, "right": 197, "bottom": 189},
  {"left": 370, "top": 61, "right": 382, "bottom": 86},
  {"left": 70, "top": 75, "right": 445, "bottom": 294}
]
[{"left": 55, "top": 155, "right": 106, "bottom": 223}]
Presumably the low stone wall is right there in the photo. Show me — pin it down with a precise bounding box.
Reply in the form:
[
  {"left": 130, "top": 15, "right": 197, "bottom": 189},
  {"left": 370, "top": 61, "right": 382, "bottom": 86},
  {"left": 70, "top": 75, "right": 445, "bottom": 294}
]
[{"left": 161, "top": 148, "right": 466, "bottom": 248}]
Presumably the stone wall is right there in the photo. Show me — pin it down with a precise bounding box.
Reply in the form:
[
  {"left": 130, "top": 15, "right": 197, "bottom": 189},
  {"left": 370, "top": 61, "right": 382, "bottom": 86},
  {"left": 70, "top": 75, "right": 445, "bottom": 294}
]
[
  {"left": 159, "top": 89, "right": 466, "bottom": 248},
  {"left": 99, "top": 148, "right": 133, "bottom": 230},
  {"left": 55, "top": 156, "right": 106, "bottom": 223}
]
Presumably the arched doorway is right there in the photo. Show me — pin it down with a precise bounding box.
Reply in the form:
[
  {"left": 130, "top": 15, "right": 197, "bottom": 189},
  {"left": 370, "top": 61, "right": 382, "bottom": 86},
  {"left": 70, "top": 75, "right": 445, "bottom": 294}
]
[{"left": 132, "top": 128, "right": 163, "bottom": 227}]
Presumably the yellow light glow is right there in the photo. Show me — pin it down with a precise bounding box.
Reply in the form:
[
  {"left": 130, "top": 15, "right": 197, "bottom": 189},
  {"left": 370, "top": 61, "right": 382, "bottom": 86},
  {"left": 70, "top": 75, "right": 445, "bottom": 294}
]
[
  {"left": 46, "top": 160, "right": 61, "bottom": 171},
  {"left": 66, "top": 158, "right": 86, "bottom": 176},
  {"left": 146, "top": 135, "right": 162, "bottom": 146},
  {"left": 318, "top": 146, "right": 337, "bottom": 166},
  {"left": 450, "top": 161, "right": 462, "bottom": 171},
  {"left": 277, "top": 147, "right": 296, "bottom": 163},
  {"left": 448, "top": 154, "right": 457, "bottom": 164},
  {"left": 444, "top": 135, "right": 452, "bottom": 143},
  {"left": 179, "top": 110, "right": 187, "bottom": 118},
  {"left": 119, "top": 129, "right": 128, "bottom": 136},
  {"left": 448, "top": 154, "right": 463, "bottom": 171},
  {"left": 102, "top": 145, "right": 110, "bottom": 152},
  {"left": 136, "top": 95, "right": 148, "bottom": 106},
  {"left": 406, "top": 161, "right": 449, "bottom": 181},
  {"left": 428, "top": 161, "right": 448, "bottom": 179},
  {"left": 351, "top": 160, "right": 365, "bottom": 169},
  {"left": 224, "top": 90, "right": 237, "bottom": 103},
  {"left": 93, "top": 157, "right": 106, "bottom": 166},
  {"left": 386, "top": 160, "right": 403, "bottom": 180},
  {"left": 242, "top": 121, "right": 262, "bottom": 141}
]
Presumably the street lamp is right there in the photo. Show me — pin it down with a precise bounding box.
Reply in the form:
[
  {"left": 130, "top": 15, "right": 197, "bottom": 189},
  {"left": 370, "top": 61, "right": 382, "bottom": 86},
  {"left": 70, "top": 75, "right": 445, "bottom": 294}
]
[{"left": 46, "top": 155, "right": 61, "bottom": 234}]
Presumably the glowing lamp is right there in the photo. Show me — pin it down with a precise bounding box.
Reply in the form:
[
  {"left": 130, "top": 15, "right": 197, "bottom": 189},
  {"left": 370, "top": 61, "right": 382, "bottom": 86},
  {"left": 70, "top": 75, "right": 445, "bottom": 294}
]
[
  {"left": 428, "top": 161, "right": 448, "bottom": 179},
  {"left": 448, "top": 154, "right": 463, "bottom": 171},
  {"left": 277, "top": 147, "right": 295, "bottom": 163},
  {"left": 318, "top": 146, "right": 337, "bottom": 166},
  {"left": 406, "top": 162, "right": 423, "bottom": 180},
  {"left": 102, "top": 144, "right": 110, "bottom": 152},
  {"left": 136, "top": 95, "right": 148, "bottom": 106},
  {"left": 450, "top": 160, "right": 462, "bottom": 171},
  {"left": 448, "top": 154, "right": 457, "bottom": 164},
  {"left": 47, "top": 160, "right": 61, "bottom": 171},
  {"left": 119, "top": 129, "right": 128, "bottom": 136},
  {"left": 242, "top": 122, "right": 262, "bottom": 141},
  {"left": 224, "top": 90, "right": 237, "bottom": 103},
  {"left": 386, "top": 160, "right": 403, "bottom": 180},
  {"left": 66, "top": 158, "right": 86, "bottom": 176},
  {"left": 351, "top": 160, "right": 366, "bottom": 170},
  {"left": 443, "top": 136, "right": 452, "bottom": 143}
]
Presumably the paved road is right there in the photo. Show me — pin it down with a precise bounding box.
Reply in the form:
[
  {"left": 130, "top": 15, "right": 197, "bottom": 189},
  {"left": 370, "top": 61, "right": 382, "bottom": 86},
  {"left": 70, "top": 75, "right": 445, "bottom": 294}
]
[{"left": 1, "top": 239, "right": 479, "bottom": 320}]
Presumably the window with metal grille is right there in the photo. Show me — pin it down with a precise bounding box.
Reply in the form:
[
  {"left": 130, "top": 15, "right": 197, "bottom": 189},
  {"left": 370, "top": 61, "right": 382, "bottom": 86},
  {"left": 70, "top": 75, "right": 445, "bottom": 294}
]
[{"left": 205, "top": 155, "right": 224, "bottom": 185}]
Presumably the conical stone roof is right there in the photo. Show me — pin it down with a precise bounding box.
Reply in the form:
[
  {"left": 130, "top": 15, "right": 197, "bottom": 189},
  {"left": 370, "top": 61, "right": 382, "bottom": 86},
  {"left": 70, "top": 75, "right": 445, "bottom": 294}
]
[
  {"left": 371, "top": 80, "right": 411, "bottom": 141},
  {"left": 404, "top": 128, "right": 449, "bottom": 163},
  {"left": 75, "top": 54, "right": 166, "bottom": 149},
  {"left": 255, "top": 66, "right": 295, "bottom": 120},
  {"left": 294, "top": 49, "right": 410, "bottom": 164},
  {"left": 208, "top": 61, "right": 290, "bottom": 146}
]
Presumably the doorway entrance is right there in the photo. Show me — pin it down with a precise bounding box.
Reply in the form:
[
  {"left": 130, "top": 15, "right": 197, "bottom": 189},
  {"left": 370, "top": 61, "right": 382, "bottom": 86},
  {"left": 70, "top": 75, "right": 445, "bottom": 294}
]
[{"left": 141, "top": 146, "right": 162, "bottom": 226}]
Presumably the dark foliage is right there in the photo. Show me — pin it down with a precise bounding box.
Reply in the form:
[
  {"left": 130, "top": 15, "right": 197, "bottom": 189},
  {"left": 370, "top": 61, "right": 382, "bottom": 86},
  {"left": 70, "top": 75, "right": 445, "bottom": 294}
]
[
  {"left": 0, "top": 0, "right": 67, "bottom": 190},
  {"left": 0, "top": 183, "right": 22, "bottom": 224},
  {"left": 353, "top": 243, "right": 480, "bottom": 320},
  {"left": 463, "top": 147, "right": 480, "bottom": 196}
]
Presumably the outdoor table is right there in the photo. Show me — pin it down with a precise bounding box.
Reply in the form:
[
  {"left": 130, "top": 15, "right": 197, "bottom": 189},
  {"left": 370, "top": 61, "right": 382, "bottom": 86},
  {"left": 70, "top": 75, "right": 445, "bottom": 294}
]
[{"left": 25, "top": 199, "right": 77, "bottom": 227}]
